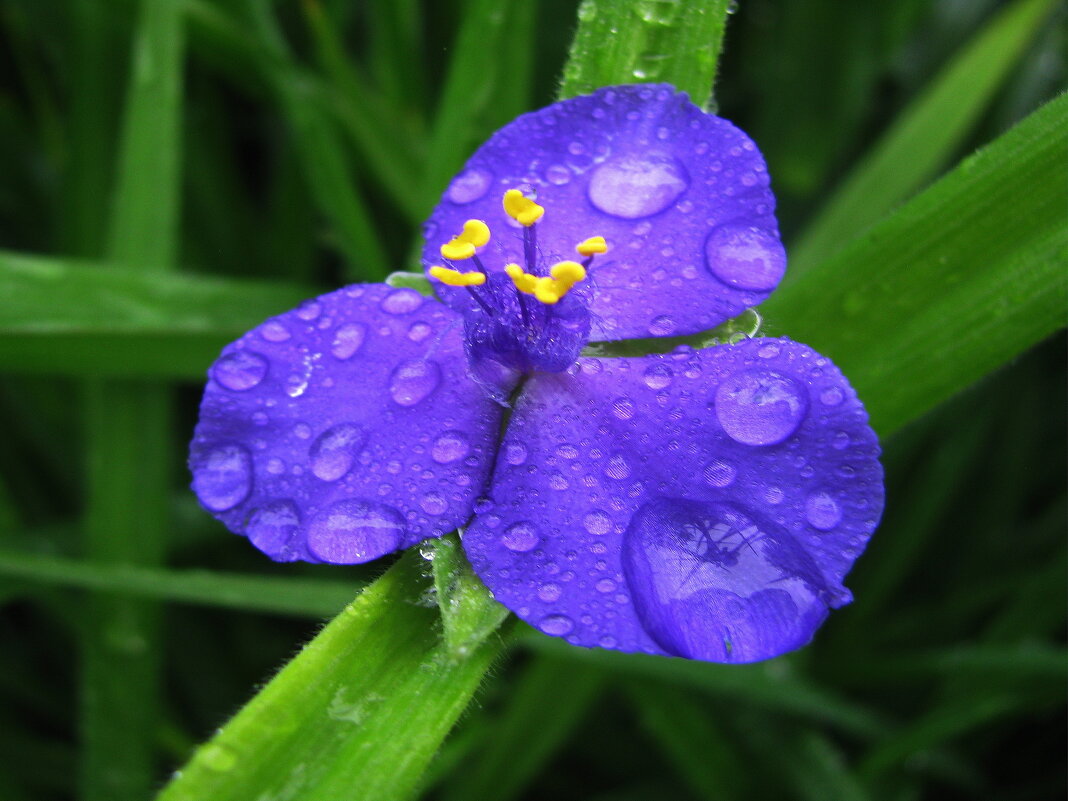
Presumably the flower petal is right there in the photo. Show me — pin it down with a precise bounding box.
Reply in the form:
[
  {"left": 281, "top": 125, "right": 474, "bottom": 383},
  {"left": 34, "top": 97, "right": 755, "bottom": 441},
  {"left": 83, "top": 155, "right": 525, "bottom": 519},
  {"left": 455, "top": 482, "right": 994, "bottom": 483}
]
[
  {"left": 190, "top": 284, "right": 508, "bottom": 564},
  {"left": 423, "top": 84, "right": 784, "bottom": 340},
  {"left": 462, "top": 339, "right": 883, "bottom": 662}
]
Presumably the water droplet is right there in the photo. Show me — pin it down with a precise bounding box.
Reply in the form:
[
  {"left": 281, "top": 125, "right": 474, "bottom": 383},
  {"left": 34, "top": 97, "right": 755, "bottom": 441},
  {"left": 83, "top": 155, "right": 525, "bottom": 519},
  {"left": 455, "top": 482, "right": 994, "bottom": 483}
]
[
  {"left": 705, "top": 226, "right": 786, "bottom": 291},
  {"left": 331, "top": 323, "right": 367, "bottom": 360},
  {"left": 584, "top": 510, "right": 613, "bottom": 535},
  {"left": 246, "top": 500, "right": 300, "bottom": 557},
  {"left": 380, "top": 288, "right": 423, "bottom": 315},
  {"left": 212, "top": 351, "right": 268, "bottom": 391},
  {"left": 764, "top": 486, "right": 784, "bottom": 505},
  {"left": 587, "top": 155, "right": 689, "bottom": 219},
  {"left": 649, "top": 315, "right": 676, "bottom": 336},
  {"left": 261, "top": 320, "right": 291, "bottom": 342},
  {"left": 805, "top": 492, "right": 842, "bottom": 531},
  {"left": 833, "top": 431, "right": 851, "bottom": 450},
  {"left": 605, "top": 454, "right": 632, "bottom": 480},
  {"left": 505, "top": 442, "right": 527, "bottom": 465},
  {"left": 545, "top": 164, "right": 571, "bottom": 185},
  {"left": 538, "top": 583, "right": 562, "bottom": 602},
  {"left": 201, "top": 743, "right": 237, "bottom": 773},
  {"left": 703, "top": 459, "right": 737, "bottom": 487},
  {"left": 296, "top": 300, "right": 321, "bottom": 321},
  {"left": 389, "top": 359, "right": 441, "bottom": 406},
  {"left": 307, "top": 499, "right": 405, "bottom": 563},
  {"left": 193, "top": 443, "right": 252, "bottom": 511},
  {"left": 501, "top": 521, "right": 539, "bottom": 552},
  {"left": 539, "top": 614, "right": 574, "bottom": 636},
  {"left": 310, "top": 423, "right": 365, "bottom": 481},
  {"left": 596, "top": 578, "right": 617, "bottom": 593},
  {"left": 642, "top": 363, "right": 673, "bottom": 389},
  {"left": 408, "top": 322, "right": 432, "bottom": 342},
  {"left": 820, "top": 386, "right": 844, "bottom": 406},
  {"left": 447, "top": 167, "right": 493, "bottom": 204},
  {"left": 758, "top": 343, "right": 780, "bottom": 359},
  {"left": 715, "top": 370, "right": 807, "bottom": 446},
  {"left": 421, "top": 492, "right": 447, "bottom": 515},
  {"left": 611, "top": 397, "right": 636, "bottom": 420},
  {"left": 431, "top": 431, "right": 470, "bottom": 464}
]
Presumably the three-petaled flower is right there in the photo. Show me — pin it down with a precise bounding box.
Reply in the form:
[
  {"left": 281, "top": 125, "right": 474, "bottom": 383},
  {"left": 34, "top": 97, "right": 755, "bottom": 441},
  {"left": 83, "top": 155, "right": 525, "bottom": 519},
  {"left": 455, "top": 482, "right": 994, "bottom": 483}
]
[{"left": 190, "top": 84, "right": 884, "bottom": 663}]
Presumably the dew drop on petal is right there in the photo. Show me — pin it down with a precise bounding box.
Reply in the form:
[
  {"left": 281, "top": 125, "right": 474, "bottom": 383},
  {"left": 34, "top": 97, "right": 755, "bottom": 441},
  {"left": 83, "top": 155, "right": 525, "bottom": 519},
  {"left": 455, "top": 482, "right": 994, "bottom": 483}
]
[
  {"left": 307, "top": 499, "right": 405, "bottom": 563},
  {"left": 408, "top": 322, "right": 432, "bottom": 342},
  {"left": 832, "top": 431, "right": 851, "bottom": 450},
  {"left": 715, "top": 370, "right": 807, "bottom": 446},
  {"left": 380, "top": 288, "right": 424, "bottom": 315},
  {"left": 539, "top": 614, "right": 575, "bottom": 636},
  {"left": 649, "top": 315, "right": 676, "bottom": 336},
  {"left": 505, "top": 442, "right": 528, "bottom": 465},
  {"left": 389, "top": 359, "right": 441, "bottom": 406},
  {"left": 642, "top": 363, "right": 673, "bottom": 389},
  {"left": 587, "top": 155, "right": 689, "bottom": 219},
  {"left": 704, "top": 226, "right": 786, "bottom": 291},
  {"left": 193, "top": 443, "right": 252, "bottom": 511},
  {"left": 820, "top": 386, "right": 844, "bottom": 406},
  {"left": 805, "top": 491, "right": 842, "bottom": 531},
  {"left": 246, "top": 500, "right": 300, "bottom": 557},
  {"left": 331, "top": 323, "right": 367, "bottom": 360},
  {"left": 421, "top": 492, "right": 447, "bottom": 515},
  {"left": 431, "top": 431, "right": 470, "bottom": 464},
  {"left": 261, "top": 320, "right": 291, "bottom": 342},
  {"left": 703, "top": 459, "right": 737, "bottom": 487},
  {"left": 212, "top": 351, "right": 268, "bottom": 391},
  {"left": 605, "top": 454, "right": 632, "bottom": 480},
  {"left": 309, "top": 423, "right": 366, "bottom": 482},
  {"left": 545, "top": 164, "right": 571, "bottom": 185},
  {"left": 611, "top": 397, "right": 636, "bottom": 420},
  {"left": 501, "top": 521, "right": 539, "bottom": 552},
  {"left": 447, "top": 167, "right": 493, "bottom": 204},
  {"left": 584, "top": 510, "right": 613, "bottom": 535},
  {"left": 538, "top": 583, "right": 562, "bottom": 602}
]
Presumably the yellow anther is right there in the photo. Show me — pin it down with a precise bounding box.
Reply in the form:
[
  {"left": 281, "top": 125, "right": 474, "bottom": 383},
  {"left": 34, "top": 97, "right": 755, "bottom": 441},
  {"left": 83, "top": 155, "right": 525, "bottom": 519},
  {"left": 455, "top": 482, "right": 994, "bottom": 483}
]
[
  {"left": 550, "top": 260, "right": 586, "bottom": 285},
  {"left": 576, "top": 236, "right": 607, "bottom": 256},
  {"left": 429, "top": 265, "right": 486, "bottom": 287},
  {"left": 440, "top": 219, "right": 491, "bottom": 261},
  {"left": 534, "top": 277, "right": 564, "bottom": 305},
  {"left": 503, "top": 189, "right": 544, "bottom": 226},
  {"left": 505, "top": 263, "right": 539, "bottom": 294}
]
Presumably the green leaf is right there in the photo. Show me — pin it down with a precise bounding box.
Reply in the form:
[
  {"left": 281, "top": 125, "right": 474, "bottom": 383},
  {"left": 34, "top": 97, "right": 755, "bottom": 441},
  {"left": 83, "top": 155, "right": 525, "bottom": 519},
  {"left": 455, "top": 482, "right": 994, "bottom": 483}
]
[
  {"left": 0, "top": 251, "right": 315, "bottom": 377},
  {"left": 762, "top": 94, "right": 1068, "bottom": 436},
  {"left": 0, "top": 549, "right": 359, "bottom": 618},
  {"left": 430, "top": 534, "right": 510, "bottom": 658},
  {"left": 154, "top": 551, "right": 508, "bottom": 801},
  {"left": 789, "top": 0, "right": 1058, "bottom": 275},
  {"left": 558, "top": 0, "right": 735, "bottom": 108}
]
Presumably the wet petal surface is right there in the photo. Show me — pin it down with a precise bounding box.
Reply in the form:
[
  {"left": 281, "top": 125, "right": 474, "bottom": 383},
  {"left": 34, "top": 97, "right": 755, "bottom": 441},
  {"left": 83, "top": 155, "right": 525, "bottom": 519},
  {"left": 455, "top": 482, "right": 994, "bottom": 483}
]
[
  {"left": 462, "top": 338, "right": 883, "bottom": 662},
  {"left": 422, "top": 84, "right": 784, "bottom": 340},
  {"left": 190, "top": 284, "right": 508, "bottom": 563}
]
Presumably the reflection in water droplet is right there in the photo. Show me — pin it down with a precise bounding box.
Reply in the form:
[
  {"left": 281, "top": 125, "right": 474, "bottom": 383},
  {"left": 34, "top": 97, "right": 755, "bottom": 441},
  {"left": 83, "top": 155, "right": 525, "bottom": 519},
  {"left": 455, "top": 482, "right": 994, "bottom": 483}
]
[
  {"left": 539, "top": 614, "right": 574, "bottom": 636},
  {"left": 715, "top": 370, "right": 807, "bottom": 446},
  {"left": 213, "top": 351, "right": 268, "bottom": 391},
  {"left": 307, "top": 499, "right": 405, "bottom": 563},
  {"left": 309, "top": 423, "right": 365, "bottom": 481},
  {"left": 587, "top": 155, "right": 688, "bottom": 219},
  {"left": 246, "top": 500, "right": 300, "bottom": 558},
  {"left": 447, "top": 168, "right": 493, "bottom": 204},
  {"left": 643, "top": 363, "right": 673, "bottom": 389},
  {"left": 501, "top": 521, "right": 539, "bottom": 552},
  {"left": 545, "top": 164, "right": 571, "bottom": 185},
  {"left": 705, "top": 226, "right": 786, "bottom": 291},
  {"left": 622, "top": 497, "right": 832, "bottom": 662},
  {"left": 380, "top": 288, "right": 423, "bottom": 315},
  {"left": 331, "top": 323, "right": 367, "bottom": 360},
  {"left": 193, "top": 443, "right": 253, "bottom": 511},
  {"left": 431, "top": 431, "right": 470, "bottom": 464},
  {"left": 805, "top": 491, "right": 842, "bottom": 531},
  {"left": 389, "top": 359, "right": 441, "bottom": 406}
]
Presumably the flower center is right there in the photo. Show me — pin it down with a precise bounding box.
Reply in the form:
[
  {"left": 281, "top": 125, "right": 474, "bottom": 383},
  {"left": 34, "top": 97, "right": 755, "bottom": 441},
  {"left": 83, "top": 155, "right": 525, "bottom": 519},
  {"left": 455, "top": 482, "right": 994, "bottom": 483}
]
[{"left": 428, "top": 190, "right": 609, "bottom": 385}]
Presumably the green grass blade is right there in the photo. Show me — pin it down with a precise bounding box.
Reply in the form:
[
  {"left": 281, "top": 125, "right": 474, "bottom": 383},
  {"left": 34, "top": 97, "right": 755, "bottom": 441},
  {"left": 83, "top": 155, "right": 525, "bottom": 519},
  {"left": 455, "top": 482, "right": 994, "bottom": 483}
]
[
  {"left": 155, "top": 551, "right": 509, "bottom": 801},
  {"left": 762, "top": 94, "right": 1068, "bottom": 436},
  {"left": 0, "top": 549, "right": 359, "bottom": 618},
  {"left": 0, "top": 251, "right": 315, "bottom": 377},
  {"left": 789, "top": 0, "right": 1058, "bottom": 275},
  {"left": 558, "top": 0, "right": 734, "bottom": 108}
]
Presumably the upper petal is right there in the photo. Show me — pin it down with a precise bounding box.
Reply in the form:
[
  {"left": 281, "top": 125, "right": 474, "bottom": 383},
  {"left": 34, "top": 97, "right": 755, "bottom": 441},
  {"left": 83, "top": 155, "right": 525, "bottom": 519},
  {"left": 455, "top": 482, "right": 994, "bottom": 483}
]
[
  {"left": 189, "top": 284, "right": 508, "bottom": 564},
  {"left": 461, "top": 338, "right": 883, "bottom": 662},
  {"left": 422, "top": 84, "right": 784, "bottom": 340}
]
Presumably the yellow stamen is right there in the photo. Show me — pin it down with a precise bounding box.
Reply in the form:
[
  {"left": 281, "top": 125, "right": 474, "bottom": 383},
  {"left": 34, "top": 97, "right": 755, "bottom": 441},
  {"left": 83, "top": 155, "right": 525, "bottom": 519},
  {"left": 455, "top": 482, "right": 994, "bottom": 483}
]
[
  {"left": 576, "top": 236, "right": 607, "bottom": 256},
  {"left": 507, "top": 261, "right": 587, "bottom": 305},
  {"left": 429, "top": 265, "right": 487, "bottom": 287},
  {"left": 503, "top": 189, "right": 544, "bottom": 227},
  {"left": 550, "top": 260, "right": 586, "bottom": 285},
  {"left": 440, "top": 219, "right": 491, "bottom": 261},
  {"left": 505, "top": 263, "right": 539, "bottom": 294}
]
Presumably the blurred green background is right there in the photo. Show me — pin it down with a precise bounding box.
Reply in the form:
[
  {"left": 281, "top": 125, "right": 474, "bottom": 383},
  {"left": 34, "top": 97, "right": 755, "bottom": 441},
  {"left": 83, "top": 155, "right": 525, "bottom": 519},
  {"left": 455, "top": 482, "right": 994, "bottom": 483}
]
[{"left": 0, "top": 0, "right": 1064, "bottom": 799}]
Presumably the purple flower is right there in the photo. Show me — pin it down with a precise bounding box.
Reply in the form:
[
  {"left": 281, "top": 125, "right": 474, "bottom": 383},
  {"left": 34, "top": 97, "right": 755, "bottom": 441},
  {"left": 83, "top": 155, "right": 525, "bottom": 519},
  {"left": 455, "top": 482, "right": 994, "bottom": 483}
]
[{"left": 190, "top": 85, "right": 884, "bottom": 663}]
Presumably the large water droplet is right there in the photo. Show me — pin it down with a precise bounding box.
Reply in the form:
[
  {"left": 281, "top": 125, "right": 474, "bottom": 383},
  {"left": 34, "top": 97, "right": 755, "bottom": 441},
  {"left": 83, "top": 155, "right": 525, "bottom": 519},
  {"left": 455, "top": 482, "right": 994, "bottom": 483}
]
[
  {"left": 805, "top": 491, "right": 842, "bottom": 531},
  {"left": 307, "top": 499, "right": 405, "bottom": 563},
  {"left": 212, "top": 351, "right": 268, "bottom": 391},
  {"left": 380, "top": 288, "right": 423, "bottom": 315},
  {"left": 193, "top": 443, "right": 252, "bottom": 511},
  {"left": 705, "top": 226, "right": 786, "bottom": 291},
  {"left": 447, "top": 167, "right": 493, "bottom": 204},
  {"left": 622, "top": 497, "right": 831, "bottom": 662},
  {"left": 431, "top": 431, "right": 470, "bottom": 464},
  {"left": 246, "top": 500, "right": 300, "bottom": 558},
  {"left": 331, "top": 323, "right": 367, "bottom": 360},
  {"left": 587, "top": 155, "right": 688, "bottom": 219},
  {"left": 309, "top": 423, "right": 366, "bottom": 481},
  {"left": 715, "top": 370, "right": 807, "bottom": 446},
  {"left": 539, "top": 614, "right": 574, "bottom": 636},
  {"left": 389, "top": 359, "right": 441, "bottom": 406},
  {"left": 501, "top": 521, "right": 539, "bottom": 552},
  {"left": 642, "top": 363, "right": 673, "bottom": 389}
]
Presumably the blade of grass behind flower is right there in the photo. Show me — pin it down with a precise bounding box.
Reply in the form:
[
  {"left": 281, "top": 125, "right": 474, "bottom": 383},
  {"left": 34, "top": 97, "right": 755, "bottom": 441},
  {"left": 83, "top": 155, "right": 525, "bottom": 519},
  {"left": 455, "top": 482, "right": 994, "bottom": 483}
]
[{"left": 789, "top": 0, "right": 1058, "bottom": 277}]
